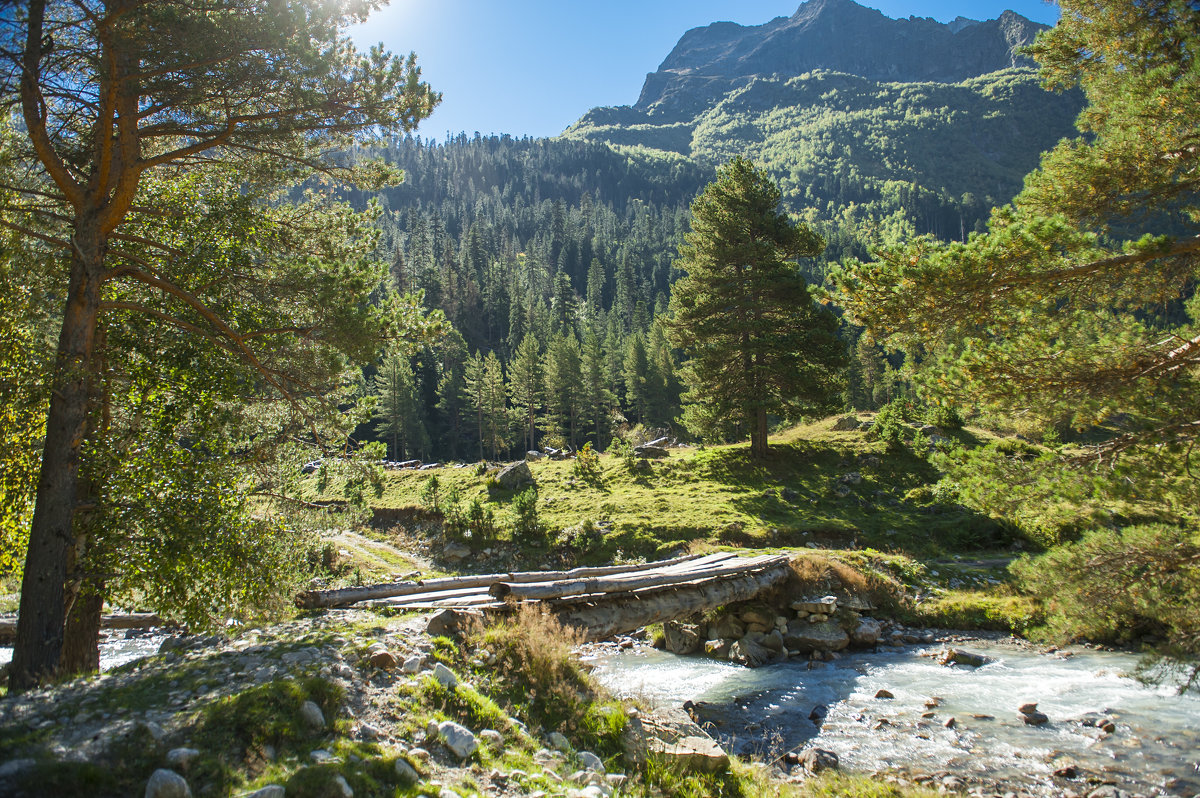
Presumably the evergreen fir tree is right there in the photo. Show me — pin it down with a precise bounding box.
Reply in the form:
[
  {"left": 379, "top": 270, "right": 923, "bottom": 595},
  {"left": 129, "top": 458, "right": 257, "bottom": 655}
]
[{"left": 668, "top": 157, "right": 846, "bottom": 458}]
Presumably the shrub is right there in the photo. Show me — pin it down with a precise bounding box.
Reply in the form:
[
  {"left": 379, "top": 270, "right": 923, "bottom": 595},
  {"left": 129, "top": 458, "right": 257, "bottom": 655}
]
[
  {"left": 608, "top": 437, "right": 637, "bottom": 471},
  {"left": 868, "top": 400, "right": 908, "bottom": 452},
  {"left": 926, "top": 403, "right": 964, "bottom": 430},
  {"left": 419, "top": 474, "right": 441, "bottom": 510},
  {"left": 465, "top": 498, "right": 497, "bottom": 542},
  {"left": 1013, "top": 523, "right": 1200, "bottom": 690},
  {"left": 468, "top": 606, "right": 627, "bottom": 756},
  {"left": 573, "top": 442, "right": 602, "bottom": 482},
  {"left": 510, "top": 487, "right": 542, "bottom": 542}
]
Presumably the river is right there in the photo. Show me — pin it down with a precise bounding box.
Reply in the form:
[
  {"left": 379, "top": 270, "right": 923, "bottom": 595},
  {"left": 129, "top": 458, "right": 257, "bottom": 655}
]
[{"left": 586, "top": 640, "right": 1200, "bottom": 795}]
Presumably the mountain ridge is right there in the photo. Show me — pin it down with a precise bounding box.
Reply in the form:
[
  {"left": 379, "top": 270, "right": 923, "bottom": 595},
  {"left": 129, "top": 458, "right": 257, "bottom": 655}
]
[{"left": 635, "top": 0, "right": 1048, "bottom": 117}]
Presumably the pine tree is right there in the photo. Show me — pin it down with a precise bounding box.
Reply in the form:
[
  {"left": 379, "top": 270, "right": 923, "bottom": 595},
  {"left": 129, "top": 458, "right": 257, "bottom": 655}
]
[
  {"left": 1, "top": 0, "right": 439, "bottom": 688},
  {"left": 623, "top": 333, "right": 651, "bottom": 426},
  {"left": 543, "top": 332, "right": 584, "bottom": 448},
  {"left": 373, "top": 348, "right": 429, "bottom": 461},
  {"left": 463, "top": 352, "right": 487, "bottom": 461},
  {"left": 668, "top": 157, "right": 846, "bottom": 458},
  {"left": 480, "top": 351, "right": 509, "bottom": 460},
  {"left": 581, "top": 329, "right": 615, "bottom": 448},
  {"left": 830, "top": 0, "right": 1200, "bottom": 458},
  {"left": 508, "top": 334, "right": 544, "bottom": 453}
]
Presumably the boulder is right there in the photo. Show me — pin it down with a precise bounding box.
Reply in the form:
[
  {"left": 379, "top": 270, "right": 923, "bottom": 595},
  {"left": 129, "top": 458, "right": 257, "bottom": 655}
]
[
  {"left": 480, "top": 729, "right": 504, "bottom": 748},
  {"left": 443, "top": 541, "right": 471, "bottom": 561},
  {"left": 299, "top": 700, "right": 326, "bottom": 730},
  {"left": 850, "top": 618, "right": 882, "bottom": 647},
  {"left": 633, "top": 445, "right": 669, "bottom": 459},
  {"left": 1019, "top": 704, "right": 1050, "bottom": 726},
  {"left": 438, "top": 721, "right": 478, "bottom": 759},
  {"left": 525, "top": 450, "right": 545, "bottom": 461},
  {"left": 496, "top": 460, "right": 535, "bottom": 490},
  {"left": 704, "top": 638, "right": 732, "bottom": 659},
  {"left": 938, "top": 648, "right": 991, "bottom": 668},
  {"left": 432, "top": 662, "right": 459, "bottom": 689},
  {"left": 145, "top": 769, "right": 191, "bottom": 798},
  {"left": 426, "top": 608, "right": 477, "bottom": 638},
  {"left": 783, "top": 619, "right": 849, "bottom": 653},
  {"left": 663, "top": 621, "right": 703, "bottom": 655},
  {"left": 760, "top": 629, "right": 785, "bottom": 653},
  {"left": 394, "top": 759, "right": 420, "bottom": 785},
  {"left": 874, "top": 689, "right": 895, "bottom": 699},
  {"left": 578, "top": 751, "right": 605, "bottom": 772},
  {"left": 798, "top": 748, "right": 839, "bottom": 774},
  {"left": 623, "top": 708, "right": 729, "bottom": 774},
  {"left": 707, "top": 614, "right": 745, "bottom": 641},
  {"left": 832, "top": 415, "right": 862, "bottom": 431},
  {"left": 368, "top": 650, "right": 398, "bottom": 670},
  {"left": 165, "top": 748, "right": 200, "bottom": 771},
  {"left": 728, "top": 635, "right": 771, "bottom": 667}
]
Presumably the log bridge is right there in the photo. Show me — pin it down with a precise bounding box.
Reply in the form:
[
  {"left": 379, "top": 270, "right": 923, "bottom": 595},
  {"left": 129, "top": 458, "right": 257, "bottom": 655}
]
[{"left": 295, "top": 552, "right": 794, "bottom": 641}]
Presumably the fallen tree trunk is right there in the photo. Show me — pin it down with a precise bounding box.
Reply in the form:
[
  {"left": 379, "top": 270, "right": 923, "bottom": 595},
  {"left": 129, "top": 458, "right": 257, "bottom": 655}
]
[
  {"left": 489, "top": 555, "right": 787, "bottom": 601},
  {"left": 550, "top": 560, "right": 793, "bottom": 641},
  {"left": 295, "top": 551, "right": 724, "bottom": 609},
  {"left": 0, "top": 612, "right": 166, "bottom": 644}
]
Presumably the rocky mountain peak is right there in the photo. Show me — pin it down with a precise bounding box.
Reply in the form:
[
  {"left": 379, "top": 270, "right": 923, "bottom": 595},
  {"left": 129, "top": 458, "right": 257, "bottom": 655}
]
[{"left": 636, "top": 0, "right": 1048, "bottom": 115}]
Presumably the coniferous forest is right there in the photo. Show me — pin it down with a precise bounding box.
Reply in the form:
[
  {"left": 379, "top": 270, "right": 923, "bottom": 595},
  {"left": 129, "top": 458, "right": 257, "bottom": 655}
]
[{"left": 2, "top": 1, "right": 1199, "bottom": 797}]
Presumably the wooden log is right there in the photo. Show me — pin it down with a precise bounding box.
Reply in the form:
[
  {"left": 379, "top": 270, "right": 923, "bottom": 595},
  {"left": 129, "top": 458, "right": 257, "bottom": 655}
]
[
  {"left": 295, "top": 551, "right": 721, "bottom": 609},
  {"left": 552, "top": 560, "right": 793, "bottom": 641},
  {"left": 489, "top": 555, "right": 787, "bottom": 601},
  {"left": 0, "top": 612, "right": 167, "bottom": 644}
]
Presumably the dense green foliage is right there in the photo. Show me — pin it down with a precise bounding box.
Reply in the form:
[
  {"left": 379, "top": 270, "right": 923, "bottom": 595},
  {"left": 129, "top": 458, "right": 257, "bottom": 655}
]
[
  {"left": 669, "top": 158, "right": 846, "bottom": 457},
  {"left": 1013, "top": 524, "right": 1200, "bottom": 689},
  {"left": 830, "top": 0, "right": 1200, "bottom": 668},
  {"left": 0, "top": 0, "right": 440, "bottom": 686}
]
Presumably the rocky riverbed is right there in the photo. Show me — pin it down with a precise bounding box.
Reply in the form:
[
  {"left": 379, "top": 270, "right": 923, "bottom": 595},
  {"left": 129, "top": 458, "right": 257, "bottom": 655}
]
[{"left": 588, "top": 635, "right": 1200, "bottom": 798}]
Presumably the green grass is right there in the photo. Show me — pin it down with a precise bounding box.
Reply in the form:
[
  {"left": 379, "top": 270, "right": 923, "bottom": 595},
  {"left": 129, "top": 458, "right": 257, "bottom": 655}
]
[{"left": 342, "top": 417, "right": 1012, "bottom": 561}]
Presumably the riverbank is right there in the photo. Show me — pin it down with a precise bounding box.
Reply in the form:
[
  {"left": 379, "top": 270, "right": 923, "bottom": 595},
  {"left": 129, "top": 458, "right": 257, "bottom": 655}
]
[
  {"left": 0, "top": 607, "right": 949, "bottom": 798},
  {"left": 588, "top": 635, "right": 1200, "bottom": 798}
]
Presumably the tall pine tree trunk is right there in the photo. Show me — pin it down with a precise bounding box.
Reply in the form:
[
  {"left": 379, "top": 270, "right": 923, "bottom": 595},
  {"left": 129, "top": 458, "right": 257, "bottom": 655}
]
[
  {"left": 752, "top": 407, "right": 769, "bottom": 459},
  {"left": 10, "top": 229, "right": 104, "bottom": 691}
]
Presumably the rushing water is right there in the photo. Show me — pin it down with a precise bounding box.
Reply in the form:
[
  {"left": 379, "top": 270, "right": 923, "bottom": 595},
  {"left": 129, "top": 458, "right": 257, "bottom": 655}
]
[
  {"left": 0, "top": 629, "right": 168, "bottom": 673},
  {"left": 586, "top": 640, "right": 1200, "bottom": 795}
]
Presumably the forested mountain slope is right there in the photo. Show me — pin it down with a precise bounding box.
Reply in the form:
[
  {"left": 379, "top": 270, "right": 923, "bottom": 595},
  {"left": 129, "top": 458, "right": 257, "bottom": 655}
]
[
  {"left": 335, "top": 1, "right": 1085, "bottom": 460},
  {"left": 564, "top": 0, "right": 1082, "bottom": 243}
]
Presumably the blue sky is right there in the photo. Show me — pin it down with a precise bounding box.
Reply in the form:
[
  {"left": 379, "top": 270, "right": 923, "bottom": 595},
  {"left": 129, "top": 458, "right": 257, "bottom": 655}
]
[{"left": 349, "top": 1, "right": 1060, "bottom": 141}]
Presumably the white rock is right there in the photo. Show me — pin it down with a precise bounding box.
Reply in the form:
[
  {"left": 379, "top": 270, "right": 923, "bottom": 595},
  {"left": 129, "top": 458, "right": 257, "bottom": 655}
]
[
  {"left": 245, "top": 786, "right": 286, "bottom": 798},
  {"left": 547, "top": 731, "right": 571, "bottom": 751},
  {"left": 299, "top": 699, "right": 325, "bottom": 730},
  {"left": 432, "top": 662, "right": 458, "bottom": 689},
  {"left": 310, "top": 749, "right": 335, "bottom": 763},
  {"left": 394, "top": 758, "right": 419, "bottom": 784},
  {"left": 408, "top": 747, "right": 430, "bottom": 761},
  {"left": 165, "top": 748, "right": 200, "bottom": 771},
  {"left": 145, "top": 768, "right": 191, "bottom": 798},
  {"left": 402, "top": 655, "right": 422, "bottom": 674},
  {"left": 332, "top": 774, "right": 353, "bottom": 797},
  {"left": 578, "top": 751, "right": 604, "bottom": 772},
  {"left": 438, "top": 720, "right": 478, "bottom": 759},
  {"left": 139, "top": 720, "right": 167, "bottom": 743},
  {"left": 480, "top": 729, "right": 504, "bottom": 748}
]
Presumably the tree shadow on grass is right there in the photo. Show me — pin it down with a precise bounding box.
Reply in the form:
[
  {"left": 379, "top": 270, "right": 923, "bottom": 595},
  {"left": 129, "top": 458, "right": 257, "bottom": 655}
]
[{"left": 700, "top": 441, "right": 1011, "bottom": 556}]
